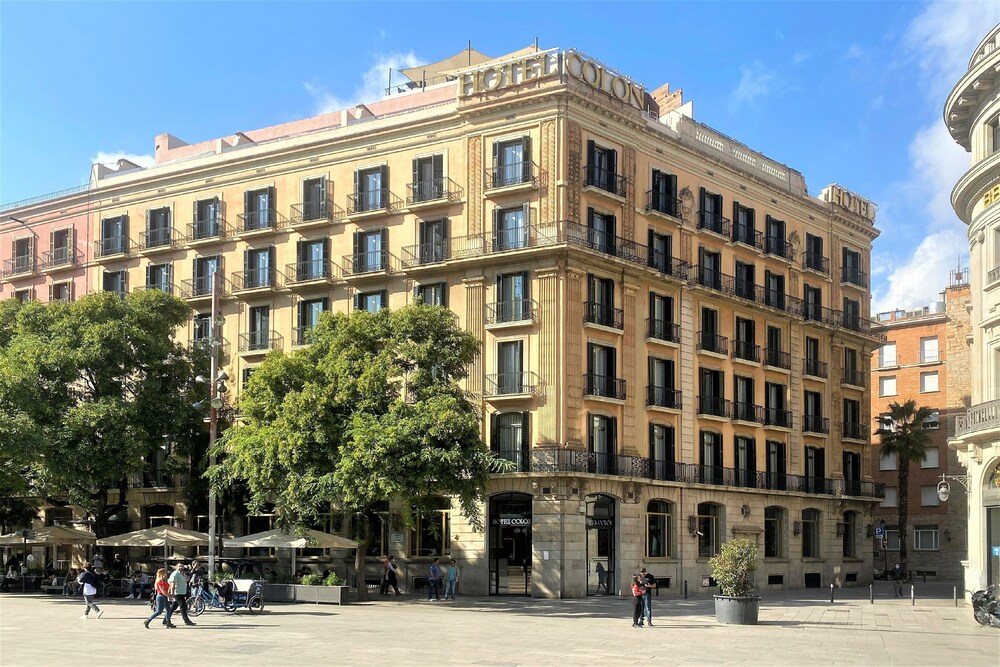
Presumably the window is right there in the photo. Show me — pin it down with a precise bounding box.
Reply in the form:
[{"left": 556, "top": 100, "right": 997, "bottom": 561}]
[
  {"left": 492, "top": 137, "right": 532, "bottom": 187},
  {"left": 732, "top": 203, "right": 756, "bottom": 246},
  {"left": 764, "top": 271, "right": 785, "bottom": 309},
  {"left": 842, "top": 512, "right": 858, "bottom": 558},
  {"left": 102, "top": 270, "right": 127, "bottom": 297},
  {"left": 586, "top": 140, "right": 619, "bottom": 194},
  {"left": 920, "top": 337, "right": 939, "bottom": 364},
  {"left": 241, "top": 367, "right": 256, "bottom": 389},
  {"left": 880, "top": 452, "right": 898, "bottom": 470},
  {"left": 588, "top": 414, "right": 617, "bottom": 474},
  {"left": 765, "top": 326, "right": 787, "bottom": 368},
  {"left": 699, "top": 430, "right": 723, "bottom": 484},
  {"left": 734, "top": 261, "right": 755, "bottom": 300},
  {"left": 734, "top": 436, "right": 756, "bottom": 488},
  {"left": 587, "top": 207, "right": 617, "bottom": 255},
  {"left": 355, "top": 290, "right": 388, "bottom": 313},
  {"left": 586, "top": 274, "right": 617, "bottom": 327},
  {"left": 295, "top": 298, "right": 328, "bottom": 345},
  {"left": 879, "top": 376, "right": 897, "bottom": 397},
  {"left": 920, "top": 372, "right": 939, "bottom": 393},
  {"left": 100, "top": 214, "right": 128, "bottom": 256},
  {"left": 491, "top": 412, "right": 529, "bottom": 470},
  {"left": 649, "top": 424, "right": 676, "bottom": 481},
  {"left": 242, "top": 247, "right": 274, "bottom": 289},
  {"left": 697, "top": 502, "right": 722, "bottom": 557},
  {"left": 295, "top": 238, "right": 329, "bottom": 281},
  {"left": 803, "top": 285, "right": 823, "bottom": 320},
  {"left": 495, "top": 271, "right": 530, "bottom": 322},
  {"left": 921, "top": 447, "right": 940, "bottom": 469},
  {"left": 991, "top": 116, "right": 1000, "bottom": 155},
  {"left": 764, "top": 506, "right": 786, "bottom": 558},
  {"left": 193, "top": 314, "right": 211, "bottom": 343},
  {"left": 843, "top": 399, "right": 862, "bottom": 439},
  {"left": 145, "top": 263, "right": 172, "bottom": 293},
  {"left": 805, "top": 445, "right": 826, "bottom": 492},
  {"left": 145, "top": 206, "right": 172, "bottom": 248},
  {"left": 697, "top": 247, "right": 722, "bottom": 290},
  {"left": 492, "top": 204, "right": 530, "bottom": 250},
  {"left": 882, "top": 487, "right": 897, "bottom": 508},
  {"left": 646, "top": 500, "right": 674, "bottom": 558},
  {"left": 353, "top": 229, "right": 387, "bottom": 273},
  {"left": 587, "top": 342, "right": 618, "bottom": 398},
  {"left": 765, "top": 215, "right": 787, "bottom": 257},
  {"left": 698, "top": 188, "right": 725, "bottom": 234},
  {"left": 409, "top": 499, "right": 451, "bottom": 558},
  {"left": 842, "top": 247, "right": 862, "bottom": 285},
  {"left": 733, "top": 375, "right": 756, "bottom": 422},
  {"left": 243, "top": 187, "right": 275, "bottom": 230},
  {"left": 885, "top": 528, "right": 900, "bottom": 551},
  {"left": 647, "top": 230, "right": 672, "bottom": 273},
  {"left": 698, "top": 368, "right": 726, "bottom": 417},
  {"left": 49, "top": 282, "right": 71, "bottom": 303},
  {"left": 648, "top": 292, "right": 675, "bottom": 341},
  {"left": 804, "top": 390, "right": 824, "bottom": 434},
  {"left": 416, "top": 282, "right": 446, "bottom": 307},
  {"left": 923, "top": 410, "right": 940, "bottom": 430},
  {"left": 920, "top": 485, "right": 941, "bottom": 506},
  {"left": 418, "top": 219, "right": 449, "bottom": 264},
  {"left": 247, "top": 305, "right": 270, "bottom": 350},
  {"left": 496, "top": 340, "right": 524, "bottom": 394},
  {"left": 13, "top": 289, "right": 32, "bottom": 303},
  {"left": 842, "top": 297, "right": 860, "bottom": 330},
  {"left": 805, "top": 233, "right": 825, "bottom": 271},
  {"left": 192, "top": 255, "right": 221, "bottom": 296},
  {"left": 801, "top": 508, "right": 820, "bottom": 558},
  {"left": 411, "top": 154, "right": 444, "bottom": 202},
  {"left": 354, "top": 165, "right": 388, "bottom": 212},
  {"left": 699, "top": 306, "right": 722, "bottom": 352},
  {"left": 299, "top": 176, "right": 328, "bottom": 220},
  {"left": 649, "top": 169, "right": 678, "bottom": 216},
  {"left": 913, "top": 525, "right": 939, "bottom": 551},
  {"left": 844, "top": 347, "right": 861, "bottom": 385},
  {"left": 647, "top": 357, "right": 676, "bottom": 408},
  {"left": 766, "top": 440, "right": 787, "bottom": 490},
  {"left": 192, "top": 197, "right": 220, "bottom": 239},
  {"left": 734, "top": 316, "right": 756, "bottom": 361},
  {"left": 879, "top": 343, "right": 897, "bottom": 368}
]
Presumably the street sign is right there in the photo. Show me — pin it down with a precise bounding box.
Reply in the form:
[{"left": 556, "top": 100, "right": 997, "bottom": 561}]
[
  {"left": 992, "top": 546, "right": 1000, "bottom": 556},
  {"left": 874, "top": 526, "right": 885, "bottom": 538}
]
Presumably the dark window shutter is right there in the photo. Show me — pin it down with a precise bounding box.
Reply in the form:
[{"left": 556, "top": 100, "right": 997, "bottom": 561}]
[
  {"left": 433, "top": 154, "right": 443, "bottom": 182},
  {"left": 379, "top": 165, "right": 389, "bottom": 194},
  {"left": 522, "top": 202, "right": 531, "bottom": 226},
  {"left": 193, "top": 199, "right": 199, "bottom": 222},
  {"left": 587, "top": 206, "right": 595, "bottom": 226},
  {"left": 610, "top": 417, "right": 618, "bottom": 452},
  {"left": 648, "top": 422, "right": 655, "bottom": 458},
  {"left": 608, "top": 149, "right": 617, "bottom": 178},
  {"left": 442, "top": 217, "right": 450, "bottom": 241},
  {"left": 244, "top": 190, "right": 251, "bottom": 217},
  {"left": 587, "top": 415, "right": 594, "bottom": 451},
  {"left": 380, "top": 227, "right": 388, "bottom": 258},
  {"left": 379, "top": 289, "right": 388, "bottom": 309},
  {"left": 353, "top": 292, "right": 361, "bottom": 311},
  {"left": 647, "top": 229, "right": 654, "bottom": 251},
  {"left": 520, "top": 411, "right": 530, "bottom": 455},
  {"left": 165, "top": 263, "right": 172, "bottom": 287},
  {"left": 145, "top": 264, "right": 151, "bottom": 287},
  {"left": 496, "top": 273, "right": 504, "bottom": 301},
  {"left": 587, "top": 140, "right": 596, "bottom": 169},
  {"left": 489, "top": 413, "right": 498, "bottom": 452},
  {"left": 733, "top": 200, "right": 740, "bottom": 226},
  {"left": 268, "top": 187, "right": 276, "bottom": 213},
  {"left": 699, "top": 186, "right": 707, "bottom": 211},
  {"left": 607, "top": 213, "right": 616, "bottom": 238},
  {"left": 648, "top": 290, "right": 655, "bottom": 319},
  {"left": 492, "top": 207, "right": 501, "bottom": 236},
  {"left": 666, "top": 426, "right": 675, "bottom": 461},
  {"left": 322, "top": 237, "right": 329, "bottom": 262},
  {"left": 586, "top": 342, "right": 595, "bottom": 374},
  {"left": 353, "top": 168, "right": 360, "bottom": 197},
  {"left": 412, "top": 158, "right": 419, "bottom": 188},
  {"left": 520, "top": 271, "right": 530, "bottom": 300},
  {"left": 587, "top": 273, "right": 595, "bottom": 303},
  {"left": 146, "top": 208, "right": 152, "bottom": 233},
  {"left": 353, "top": 231, "right": 361, "bottom": 259},
  {"left": 492, "top": 140, "right": 500, "bottom": 169},
  {"left": 667, "top": 174, "right": 677, "bottom": 203},
  {"left": 243, "top": 249, "right": 251, "bottom": 275},
  {"left": 521, "top": 136, "right": 532, "bottom": 181},
  {"left": 192, "top": 257, "right": 198, "bottom": 281}
]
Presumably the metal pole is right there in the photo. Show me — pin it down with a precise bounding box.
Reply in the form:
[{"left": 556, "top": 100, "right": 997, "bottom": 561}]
[
  {"left": 869, "top": 584, "right": 873, "bottom": 604},
  {"left": 953, "top": 586, "right": 958, "bottom": 607},
  {"left": 683, "top": 579, "right": 688, "bottom": 599},
  {"left": 207, "top": 270, "right": 220, "bottom": 581},
  {"left": 910, "top": 585, "right": 914, "bottom": 606},
  {"left": 830, "top": 583, "right": 834, "bottom": 603}
]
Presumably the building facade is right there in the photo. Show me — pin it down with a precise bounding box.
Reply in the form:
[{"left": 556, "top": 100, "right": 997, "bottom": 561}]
[
  {"left": 1, "top": 46, "right": 885, "bottom": 597},
  {"left": 946, "top": 24, "right": 1000, "bottom": 596},
  {"left": 870, "top": 277, "right": 971, "bottom": 581}
]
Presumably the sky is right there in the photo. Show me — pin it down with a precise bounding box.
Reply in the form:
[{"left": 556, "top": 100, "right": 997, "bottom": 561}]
[{"left": 2, "top": 1, "right": 998, "bottom": 312}]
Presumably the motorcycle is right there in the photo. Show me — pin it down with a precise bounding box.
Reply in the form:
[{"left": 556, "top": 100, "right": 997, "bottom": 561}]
[{"left": 970, "top": 586, "right": 1000, "bottom": 628}]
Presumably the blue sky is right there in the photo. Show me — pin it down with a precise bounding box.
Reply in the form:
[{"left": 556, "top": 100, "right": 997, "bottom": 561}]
[{"left": 2, "top": 1, "right": 998, "bottom": 311}]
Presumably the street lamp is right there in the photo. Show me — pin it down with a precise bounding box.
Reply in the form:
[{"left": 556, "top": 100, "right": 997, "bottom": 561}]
[{"left": 936, "top": 474, "right": 970, "bottom": 502}]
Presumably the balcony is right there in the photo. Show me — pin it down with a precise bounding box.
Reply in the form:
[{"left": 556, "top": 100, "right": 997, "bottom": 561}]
[
  {"left": 697, "top": 332, "right": 729, "bottom": 356},
  {"left": 646, "top": 318, "right": 680, "bottom": 343},
  {"left": 237, "top": 209, "right": 284, "bottom": 236},
  {"left": 584, "top": 374, "right": 627, "bottom": 400},
  {"left": 286, "top": 259, "right": 337, "bottom": 285},
  {"left": 40, "top": 248, "right": 79, "bottom": 271},
  {"left": 764, "top": 348, "right": 791, "bottom": 370},
  {"left": 290, "top": 199, "right": 341, "bottom": 227},
  {"left": 841, "top": 266, "right": 868, "bottom": 288},
  {"left": 955, "top": 399, "right": 1000, "bottom": 438},
  {"left": 485, "top": 299, "right": 535, "bottom": 326},
  {"left": 485, "top": 372, "right": 539, "bottom": 398},
  {"left": 341, "top": 249, "right": 395, "bottom": 277},
  {"left": 690, "top": 265, "right": 763, "bottom": 303},
  {"left": 180, "top": 275, "right": 227, "bottom": 300},
  {"left": 762, "top": 288, "right": 803, "bottom": 315},
  {"left": 239, "top": 330, "right": 282, "bottom": 353},
  {"left": 802, "top": 251, "right": 829, "bottom": 275},
  {"left": 3, "top": 255, "right": 35, "bottom": 276},
  {"left": 187, "top": 218, "right": 231, "bottom": 244},
  {"left": 990, "top": 266, "right": 1000, "bottom": 285},
  {"left": 842, "top": 368, "right": 865, "bottom": 387},
  {"left": 842, "top": 422, "right": 866, "bottom": 441},
  {"left": 292, "top": 325, "right": 314, "bottom": 347},
  {"left": 698, "top": 396, "right": 732, "bottom": 418},
  {"left": 647, "top": 249, "right": 688, "bottom": 280},
  {"left": 406, "top": 178, "right": 460, "bottom": 206},
  {"left": 764, "top": 407, "right": 792, "bottom": 428},
  {"left": 732, "top": 224, "right": 763, "bottom": 250},
  {"left": 485, "top": 162, "right": 536, "bottom": 190},
  {"left": 584, "top": 301, "right": 624, "bottom": 330},
  {"left": 232, "top": 267, "right": 281, "bottom": 293},
  {"left": 137, "top": 281, "right": 174, "bottom": 295},
  {"left": 649, "top": 459, "right": 680, "bottom": 482},
  {"left": 94, "top": 236, "right": 129, "bottom": 259},
  {"left": 697, "top": 211, "right": 731, "bottom": 237},
  {"left": 732, "top": 340, "right": 761, "bottom": 363},
  {"left": 347, "top": 188, "right": 399, "bottom": 215},
  {"left": 803, "top": 358, "right": 828, "bottom": 379},
  {"left": 646, "top": 386, "right": 682, "bottom": 410},
  {"left": 583, "top": 165, "right": 627, "bottom": 198},
  {"left": 139, "top": 228, "right": 176, "bottom": 253},
  {"left": 733, "top": 402, "right": 765, "bottom": 424},
  {"left": 840, "top": 313, "right": 885, "bottom": 341},
  {"left": 401, "top": 240, "right": 450, "bottom": 268},
  {"left": 447, "top": 222, "right": 560, "bottom": 261},
  {"left": 492, "top": 447, "right": 530, "bottom": 473},
  {"left": 803, "top": 302, "right": 840, "bottom": 327},
  {"left": 802, "top": 415, "right": 830, "bottom": 435},
  {"left": 645, "top": 190, "right": 681, "bottom": 219},
  {"left": 764, "top": 236, "right": 794, "bottom": 261}
]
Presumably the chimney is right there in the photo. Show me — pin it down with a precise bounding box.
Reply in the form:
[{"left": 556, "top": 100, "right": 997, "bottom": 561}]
[{"left": 650, "top": 83, "right": 684, "bottom": 115}]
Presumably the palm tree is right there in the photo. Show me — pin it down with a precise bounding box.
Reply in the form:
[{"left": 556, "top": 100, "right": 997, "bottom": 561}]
[{"left": 876, "top": 400, "right": 934, "bottom": 576}]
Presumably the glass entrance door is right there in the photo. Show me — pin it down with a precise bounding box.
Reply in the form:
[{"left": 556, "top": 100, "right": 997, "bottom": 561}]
[
  {"left": 586, "top": 494, "right": 616, "bottom": 596},
  {"left": 488, "top": 493, "right": 532, "bottom": 596}
]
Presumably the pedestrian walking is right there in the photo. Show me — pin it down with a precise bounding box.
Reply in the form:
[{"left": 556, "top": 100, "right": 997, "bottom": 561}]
[
  {"left": 630, "top": 574, "right": 647, "bottom": 627},
  {"left": 167, "top": 562, "right": 196, "bottom": 626},
  {"left": 444, "top": 559, "right": 459, "bottom": 600},
  {"left": 385, "top": 555, "right": 401, "bottom": 595},
  {"left": 640, "top": 567, "right": 657, "bottom": 626},
  {"left": 427, "top": 558, "right": 442, "bottom": 601},
  {"left": 380, "top": 556, "right": 391, "bottom": 595},
  {"left": 144, "top": 568, "right": 175, "bottom": 629},
  {"left": 891, "top": 562, "right": 905, "bottom": 597},
  {"left": 77, "top": 564, "right": 104, "bottom": 620}
]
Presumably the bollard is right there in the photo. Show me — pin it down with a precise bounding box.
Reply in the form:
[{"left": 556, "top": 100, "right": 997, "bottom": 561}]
[
  {"left": 830, "top": 583, "right": 835, "bottom": 603},
  {"left": 954, "top": 586, "right": 958, "bottom": 607},
  {"left": 911, "top": 585, "right": 915, "bottom": 606},
  {"left": 683, "top": 580, "right": 688, "bottom": 599},
  {"left": 870, "top": 584, "right": 874, "bottom": 604}
]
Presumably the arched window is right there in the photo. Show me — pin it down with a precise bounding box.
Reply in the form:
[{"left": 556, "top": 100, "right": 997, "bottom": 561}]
[
  {"left": 802, "top": 508, "right": 821, "bottom": 558},
  {"left": 646, "top": 500, "right": 674, "bottom": 558},
  {"left": 764, "top": 506, "right": 786, "bottom": 558},
  {"left": 697, "top": 502, "right": 723, "bottom": 557}
]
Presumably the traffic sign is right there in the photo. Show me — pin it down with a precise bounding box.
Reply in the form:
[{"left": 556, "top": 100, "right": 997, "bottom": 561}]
[
  {"left": 874, "top": 526, "right": 885, "bottom": 538},
  {"left": 992, "top": 546, "right": 1000, "bottom": 556}
]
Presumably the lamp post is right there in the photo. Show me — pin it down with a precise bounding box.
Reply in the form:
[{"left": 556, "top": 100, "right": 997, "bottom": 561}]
[{"left": 936, "top": 473, "right": 970, "bottom": 502}]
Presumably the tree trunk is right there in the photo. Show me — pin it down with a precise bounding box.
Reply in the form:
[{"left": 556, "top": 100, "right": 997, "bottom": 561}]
[
  {"left": 90, "top": 478, "right": 128, "bottom": 539},
  {"left": 353, "top": 511, "right": 372, "bottom": 602},
  {"left": 897, "top": 462, "right": 909, "bottom": 577}
]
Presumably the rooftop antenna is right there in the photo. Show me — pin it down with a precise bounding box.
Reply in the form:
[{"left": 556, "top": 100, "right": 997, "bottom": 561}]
[
  {"left": 468, "top": 40, "right": 472, "bottom": 66},
  {"left": 534, "top": 37, "right": 539, "bottom": 51}
]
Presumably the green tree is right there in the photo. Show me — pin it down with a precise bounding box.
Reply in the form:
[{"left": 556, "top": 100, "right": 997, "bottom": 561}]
[
  {"left": 876, "top": 399, "right": 934, "bottom": 576},
  {"left": 211, "top": 303, "right": 500, "bottom": 600},
  {"left": 0, "top": 291, "right": 207, "bottom": 537}
]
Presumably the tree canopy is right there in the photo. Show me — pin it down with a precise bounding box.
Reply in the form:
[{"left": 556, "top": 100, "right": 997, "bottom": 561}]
[
  {"left": 211, "top": 303, "right": 501, "bottom": 599},
  {"left": 0, "top": 291, "right": 207, "bottom": 536}
]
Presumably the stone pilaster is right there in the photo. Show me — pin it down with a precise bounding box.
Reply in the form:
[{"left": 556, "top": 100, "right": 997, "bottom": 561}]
[
  {"left": 468, "top": 136, "right": 482, "bottom": 234},
  {"left": 540, "top": 119, "right": 557, "bottom": 225},
  {"left": 566, "top": 268, "right": 584, "bottom": 446},
  {"left": 567, "top": 120, "right": 582, "bottom": 223},
  {"left": 463, "top": 276, "right": 486, "bottom": 395},
  {"left": 623, "top": 282, "right": 639, "bottom": 454},
  {"left": 536, "top": 267, "right": 560, "bottom": 445}
]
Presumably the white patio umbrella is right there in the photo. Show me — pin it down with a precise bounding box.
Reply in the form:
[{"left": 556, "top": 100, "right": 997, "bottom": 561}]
[
  {"left": 0, "top": 526, "right": 96, "bottom": 546},
  {"left": 226, "top": 528, "right": 358, "bottom": 574},
  {"left": 95, "top": 525, "right": 215, "bottom": 548}
]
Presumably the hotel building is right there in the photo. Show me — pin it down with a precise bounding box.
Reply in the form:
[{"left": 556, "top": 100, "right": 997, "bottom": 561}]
[
  {"left": 1, "top": 46, "right": 884, "bottom": 597},
  {"left": 946, "top": 23, "right": 1000, "bottom": 595}
]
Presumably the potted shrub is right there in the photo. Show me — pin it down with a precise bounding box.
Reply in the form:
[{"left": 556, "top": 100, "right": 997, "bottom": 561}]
[{"left": 708, "top": 538, "right": 761, "bottom": 625}]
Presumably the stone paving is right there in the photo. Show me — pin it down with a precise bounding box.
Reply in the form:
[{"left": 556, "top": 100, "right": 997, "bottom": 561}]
[{"left": 1, "top": 583, "right": 997, "bottom": 665}]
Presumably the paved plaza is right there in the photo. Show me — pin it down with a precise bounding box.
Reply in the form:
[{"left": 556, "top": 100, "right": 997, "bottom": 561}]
[{"left": 1, "top": 584, "right": 997, "bottom": 665}]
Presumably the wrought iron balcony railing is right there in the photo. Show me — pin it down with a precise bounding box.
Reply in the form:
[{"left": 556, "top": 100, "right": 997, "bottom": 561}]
[
  {"left": 697, "top": 211, "right": 730, "bottom": 237},
  {"left": 733, "top": 402, "right": 765, "bottom": 423},
  {"left": 764, "top": 348, "right": 791, "bottom": 370},
  {"left": 231, "top": 267, "right": 279, "bottom": 292},
  {"left": 646, "top": 386, "right": 681, "bottom": 409},
  {"left": 485, "top": 299, "right": 535, "bottom": 325},
  {"left": 406, "top": 177, "right": 459, "bottom": 205},
  {"left": 764, "top": 236, "right": 794, "bottom": 260},
  {"left": 140, "top": 228, "right": 175, "bottom": 250},
  {"left": 41, "top": 248, "right": 78, "bottom": 270},
  {"left": 583, "top": 165, "right": 627, "bottom": 197},
  {"left": 3, "top": 255, "right": 34, "bottom": 275},
  {"left": 584, "top": 301, "right": 624, "bottom": 329},
  {"left": 584, "top": 374, "right": 627, "bottom": 400},
  {"left": 347, "top": 188, "right": 399, "bottom": 215},
  {"left": 180, "top": 275, "right": 228, "bottom": 299},
  {"left": 401, "top": 240, "right": 451, "bottom": 267},
  {"left": 697, "top": 396, "right": 732, "bottom": 418},
  {"left": 291, "top": 199, "right": 339, "bottom": 224},
  {"left": 732, "top": 224, "right": 763, "bottom": 250},
  {"left": 95, "top": 236, "right": 129, "bottom": 258},
  {"left": 492, "top": 447, "right": 530, "bottom": 473},
  {"left": 803, "top": 358, "right": 828, "bottom": 379},
  {"left": 187, "top": 217, "right": 230, "bottom": 243},
  {"left": 842, "top": 422, "right": 866, "bottom": 440},
  {"left": 485, "top": 372, "right": 539, "bottom": 397},
  {"left": 646, "top": 318, "right": 680, "bottom": 343},
  {"left": 286, "top": 258, "right": 336, "bottom": 284},
  {"left": 803, "top": 302, "right": 840, "bottom": 327},
  {"left": 764, "top": 407, "right": 792, "bottom": 428},
  {"left": 842, "top": 368, "right": 866, "bottom": 387},
  {"left": 697, "top": 332, "right": 729, "bottom": 355},
  {"left": 841, "top": 266, "right": 868, "bottom": 288},
  {"left": 802, "top": 252, "right": 830, "bottom": 274},
  {"left": 238, "top": 330, "right": 283, "bottom": 353},
  {"left": 802, "top": 414, "right": 830, "bottom": 434},
  {"left": 486, "top": 162, "right": 535, "bottom": 190},
  {"left": 732, "top": 340, "right": 761, "bottom": 363},
  {"left": 645, "top": 190, "right": 681, "bottom": 218},
  {"left": 341, "top": 249, "right": 394, "bottom": 276},
  {"left": 238, "top": 208, "right": 283, "bottom": 233}
]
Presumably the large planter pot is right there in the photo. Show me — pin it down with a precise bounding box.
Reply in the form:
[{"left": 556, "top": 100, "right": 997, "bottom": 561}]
[
  {"left": 260, "top": 584, "right": 349, "bottom": 605},
  {"left": 714, "top": 595, "right": 760, "bottom": 625}
]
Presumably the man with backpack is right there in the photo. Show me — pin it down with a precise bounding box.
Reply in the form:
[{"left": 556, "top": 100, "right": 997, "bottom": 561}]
[{"left": 77, "top": 564, "right": 104, "bottom": 620}]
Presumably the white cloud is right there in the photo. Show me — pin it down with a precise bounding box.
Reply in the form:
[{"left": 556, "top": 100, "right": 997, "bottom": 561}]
[
  {"left": 844, "top": 43, "right": 865, "bottom": 60},
  {"left": 91, "top": 151, "right": 155, "bottom": 169},
  {"left": 304, "top": 51, "right": 423, "bottom": 115},
  {"left": 792, "top": 51, "right": 811, "bottom": 65},
  {"left": 872, "top": 227, "right": 967, "bottom": 312},
  {"left": 730, "top": 60, "right": 776, "bottom": 110}
]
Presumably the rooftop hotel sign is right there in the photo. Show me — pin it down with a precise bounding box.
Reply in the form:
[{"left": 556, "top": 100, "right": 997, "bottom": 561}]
[
  {"left": 820, "top": 184, "right": 877, "bottom": 221},
  {"left": 460, "top": 50, "right": 645, "bottom": 110}
]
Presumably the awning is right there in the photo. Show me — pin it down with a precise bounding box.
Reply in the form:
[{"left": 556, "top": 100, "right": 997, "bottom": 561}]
[{"left": 226, "top": 528, "right": 357, "bottom": 550}]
